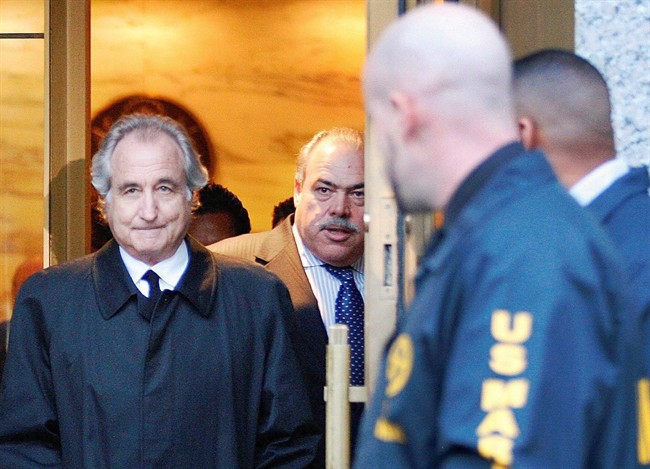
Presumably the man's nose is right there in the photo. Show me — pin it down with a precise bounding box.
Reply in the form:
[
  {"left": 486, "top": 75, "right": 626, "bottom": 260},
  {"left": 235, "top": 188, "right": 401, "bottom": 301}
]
[
  {"left": 329, "top": 192, "right": 350, "bottom": 217},
  {"left": 139, "top": 191, "right": 158, "bottom": 221}
]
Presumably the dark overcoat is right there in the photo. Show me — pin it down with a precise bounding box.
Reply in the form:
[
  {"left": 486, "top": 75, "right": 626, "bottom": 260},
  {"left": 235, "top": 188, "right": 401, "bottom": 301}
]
[
  {"left": 211, "top": 216, "right": 329, "bottom": 467},
  {"left": 0, "top": 238, "right": 318, "bottom": 468}
]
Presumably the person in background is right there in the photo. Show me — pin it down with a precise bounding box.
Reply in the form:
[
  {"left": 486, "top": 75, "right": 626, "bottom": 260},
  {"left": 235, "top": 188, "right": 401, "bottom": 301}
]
[
  {"left": 0, "top": 114, "right": 318, "bottom": 468},
  {"left": 513, "top": 48, "right": 650, "bottom": 330},
  {"left": 210, "top": 127, "right": 365, "bottom": 468},
  {"left": 189, "top": 182, "right": 251, "bottom": 245},
  {"left": 272, "top": 196, "right": 296, "bottom": 228},
  {"left": 356, "top": 3, "right": 642, "bottom": 468},
  {"left": 514, "top": 51, "right": 650, "bottom": 465}
]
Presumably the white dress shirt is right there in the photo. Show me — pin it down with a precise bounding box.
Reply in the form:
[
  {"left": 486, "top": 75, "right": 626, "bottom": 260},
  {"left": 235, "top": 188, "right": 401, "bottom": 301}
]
[
  {"left": 292, "top": 223, "right": 364, "bottom": 335},
  {"left": 120, "top": 241, "right": 189, "bottom": 297},
  {"left": 569, "top": 157, "right": 629, "bottom": 207}
]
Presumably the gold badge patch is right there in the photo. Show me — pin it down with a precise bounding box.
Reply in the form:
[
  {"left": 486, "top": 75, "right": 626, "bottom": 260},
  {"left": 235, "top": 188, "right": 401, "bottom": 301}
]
[
  {"left": 374, "top": 417, "right": 407, "bottom": 444},
  {"left": 385, "top": 333, "right": 414, "bottom": 397}
]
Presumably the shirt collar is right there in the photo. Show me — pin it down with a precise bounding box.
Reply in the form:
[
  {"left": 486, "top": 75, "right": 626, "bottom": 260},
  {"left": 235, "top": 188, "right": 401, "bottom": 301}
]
[
  {"left": 292, "top": 221, "right": 364, "bottom": 273},
  {"left": 569, "top": 158, "right": 629, "bottom": 206},
  {"left": 119, "top": 241, "right": 189, "bottom": 291}
]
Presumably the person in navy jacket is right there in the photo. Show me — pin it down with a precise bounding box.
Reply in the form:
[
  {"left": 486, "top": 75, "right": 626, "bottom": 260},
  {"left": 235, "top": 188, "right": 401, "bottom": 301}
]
[
  {"left": 356, "top": 4, "right": 644, "bottom": 468},
  {"left": 514, "top": 47, "right": 650, "bottom": 370}
]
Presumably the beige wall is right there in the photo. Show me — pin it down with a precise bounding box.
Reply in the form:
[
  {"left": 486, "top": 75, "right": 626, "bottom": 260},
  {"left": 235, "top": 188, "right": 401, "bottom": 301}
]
[
  {"left": 91, "top": 0, "right": 366, "bottom": 232},
  {"left": 0, "top": 0, "right": 45, "bottom": 322}
]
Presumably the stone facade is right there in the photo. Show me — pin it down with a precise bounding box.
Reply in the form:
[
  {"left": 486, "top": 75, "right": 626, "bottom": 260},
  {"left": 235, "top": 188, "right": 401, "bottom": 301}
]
[{"left": 576, "top": 0, "right": 650, "bottom": 166}]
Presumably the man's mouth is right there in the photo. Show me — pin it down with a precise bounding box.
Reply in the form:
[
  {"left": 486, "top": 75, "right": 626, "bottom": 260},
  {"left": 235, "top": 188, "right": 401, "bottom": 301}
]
[
  {"left": 317, "top": 217, "right": 361, "bottom": 235},
  {"left": 322, "top": 225, "right": 353, "bottom": 241}
]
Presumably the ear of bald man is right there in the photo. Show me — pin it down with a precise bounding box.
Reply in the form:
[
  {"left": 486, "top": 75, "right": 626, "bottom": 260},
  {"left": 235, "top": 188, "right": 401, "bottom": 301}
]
[{"left": 390, "top": 92, "right": 423, "bottom": 140}]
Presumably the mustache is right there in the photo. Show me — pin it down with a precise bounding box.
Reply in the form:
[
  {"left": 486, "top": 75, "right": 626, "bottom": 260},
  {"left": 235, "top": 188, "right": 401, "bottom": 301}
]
[{"left": 317, "top": 217, "right": 361, "bottom": 233}]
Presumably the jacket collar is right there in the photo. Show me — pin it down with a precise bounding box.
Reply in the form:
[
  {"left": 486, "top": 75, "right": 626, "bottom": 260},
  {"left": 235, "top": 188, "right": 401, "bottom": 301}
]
[
  {"left": 419, "top": 144, "right": 555, "bottom": 271},
  {"left": 444, "top": 141, "right": 525, "bottom": 227},
  {"left": 94, "top": 237, "right": 217, "bottom": 320},
  {"left": 254, "top": 215, "right": 319, "bottom": 308},
  {"left": 254, "top": 214, "right": 295, "bottom": 264},
  {"left": 588, "top": 165, "right": 650, "bottom": 220}
]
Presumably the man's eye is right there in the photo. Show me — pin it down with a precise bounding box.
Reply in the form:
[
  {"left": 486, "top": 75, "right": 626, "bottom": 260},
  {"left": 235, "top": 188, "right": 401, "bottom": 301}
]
[
  {"left": 316, "top": 187, "right": 331, "bottom": 194},
  {"left": 351, "top": 190, "right": 365, "bottom": 198},
  {"left": 125, "top": 188, "right": 138, "bottom": 195},
  {"left": 159, "top": 186, "right": 171, "bottom": 193}
]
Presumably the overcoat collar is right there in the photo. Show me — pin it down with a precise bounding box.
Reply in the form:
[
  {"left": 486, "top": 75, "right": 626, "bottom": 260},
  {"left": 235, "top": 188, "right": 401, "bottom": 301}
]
[{"left": 93, "top": 237, "right": 218, "bottom": 320}]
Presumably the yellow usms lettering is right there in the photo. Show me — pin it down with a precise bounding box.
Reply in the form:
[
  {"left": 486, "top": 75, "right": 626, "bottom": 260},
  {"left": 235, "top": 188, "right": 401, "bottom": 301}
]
[
  {"left": 374, "top": 417, "right": 407, "bottom": 444},
  {"left": 491, "top": 309, "right": 532, "bottom": 344},
  {"left": 489, "top": 310, "right": 532, "bottom": 376},
  {"left": 477, "top": 434, "right": 514, "bottom": 466},
  {"left": 639, "top": 378, "right": 650, "bottom": 465},
  {"left": 477, "top": 310, "right": 533, "bottom": 467},
  {"left": 476, "top": 408, "right": 520, "bottom": 439},
  {"left": 481, "top": 378, "right": 530, "bottom": 411},
  {"left": 489, "top": 343, "right": 527, "bottom": 376}
]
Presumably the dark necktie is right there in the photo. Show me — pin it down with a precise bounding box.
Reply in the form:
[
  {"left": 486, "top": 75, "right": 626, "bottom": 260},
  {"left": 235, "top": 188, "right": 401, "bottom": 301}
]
[
  {"left": 325, "top": 265, "right": 365, "bottom": 386},
  {"left": 142, "top": 270, "right": 161, "bottom": 317}
]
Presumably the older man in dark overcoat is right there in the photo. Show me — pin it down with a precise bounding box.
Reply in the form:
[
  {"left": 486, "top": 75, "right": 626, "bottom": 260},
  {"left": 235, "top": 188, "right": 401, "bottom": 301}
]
[{"left": 0, "top": 114, "right": 318, "bottom": 468}]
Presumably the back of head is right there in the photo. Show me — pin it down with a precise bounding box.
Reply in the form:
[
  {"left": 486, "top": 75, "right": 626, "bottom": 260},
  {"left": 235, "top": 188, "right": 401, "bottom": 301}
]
[
  {"left": 272, "top": 197, "right": 296, "bottom": 228},
  {"left": 513, "top": 49, "right": 615, "bottom": 156},
  {"left": 364, "top": 3, "right": 515, "bottom": 133},
  {"left": 194, "top": 182, "right": 251, "bottom": 235}
]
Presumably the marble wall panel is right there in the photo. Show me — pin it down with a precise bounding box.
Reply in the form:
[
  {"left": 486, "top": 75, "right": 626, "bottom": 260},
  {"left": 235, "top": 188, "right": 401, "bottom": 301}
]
[
  {"left": 576, "top": 0, "right": 650, "bottom": 166},
  {"left": 91, "top": 0, "right": 366, "bottom": 231}
]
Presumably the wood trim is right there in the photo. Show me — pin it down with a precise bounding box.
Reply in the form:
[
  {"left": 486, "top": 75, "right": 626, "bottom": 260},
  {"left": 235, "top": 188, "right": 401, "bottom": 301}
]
[{"left": 45, "top": 0, "right": 90, "bottom": 265}]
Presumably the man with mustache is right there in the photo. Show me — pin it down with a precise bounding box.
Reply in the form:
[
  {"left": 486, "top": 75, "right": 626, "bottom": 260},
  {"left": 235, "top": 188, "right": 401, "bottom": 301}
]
[{"left": 210, "top": 127, "right": 365, "bottom": 468}]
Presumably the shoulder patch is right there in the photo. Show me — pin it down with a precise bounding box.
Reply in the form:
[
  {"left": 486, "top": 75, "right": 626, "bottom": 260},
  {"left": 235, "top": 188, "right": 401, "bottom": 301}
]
[
  {"left": 374, "top": 417, "right": 407, "bottom": 444},
  {"left": 385, "top": 333, "right": 414, "bottom": 398}
]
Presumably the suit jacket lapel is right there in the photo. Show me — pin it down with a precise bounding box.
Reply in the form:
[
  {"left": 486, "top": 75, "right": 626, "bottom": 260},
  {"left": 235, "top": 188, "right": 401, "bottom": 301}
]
[{"left": 256, "top": 216, "right": 328, "bottom": 353}]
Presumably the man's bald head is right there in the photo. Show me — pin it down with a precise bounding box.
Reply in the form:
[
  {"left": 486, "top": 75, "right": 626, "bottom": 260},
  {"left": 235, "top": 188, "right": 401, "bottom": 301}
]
[
  {"left": 513, "top": 49, "right": 615, "bottom": 185},
  {"left": 364, "top": 3, "right": 514, "bottom": 126},
  {"left": 363, "top": 3, "right": 518, "bottom": 211}
]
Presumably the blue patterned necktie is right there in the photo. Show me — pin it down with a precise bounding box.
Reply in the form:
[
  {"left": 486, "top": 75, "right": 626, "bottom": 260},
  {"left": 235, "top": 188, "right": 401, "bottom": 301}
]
[{"left": 325, "top": 265, "right": 365, "bottom": 386}]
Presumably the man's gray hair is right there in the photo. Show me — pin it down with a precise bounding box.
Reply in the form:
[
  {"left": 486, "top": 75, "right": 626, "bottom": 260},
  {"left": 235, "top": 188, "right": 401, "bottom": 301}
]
[
  {"left": 91, "top": 114, "right": 209, "bottom": 207},
  {"left": 295, "top": 127, "right": 364, "bottom": 184}
]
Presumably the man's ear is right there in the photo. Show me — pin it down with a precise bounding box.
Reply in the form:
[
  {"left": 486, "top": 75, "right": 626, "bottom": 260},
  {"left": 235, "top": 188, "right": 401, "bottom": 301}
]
[
  {"left": 390, "top": 91, "right": 420, "bottom": 139},
  {"left": 518, "top": 116, "right": 539, "bottom": 150}
]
